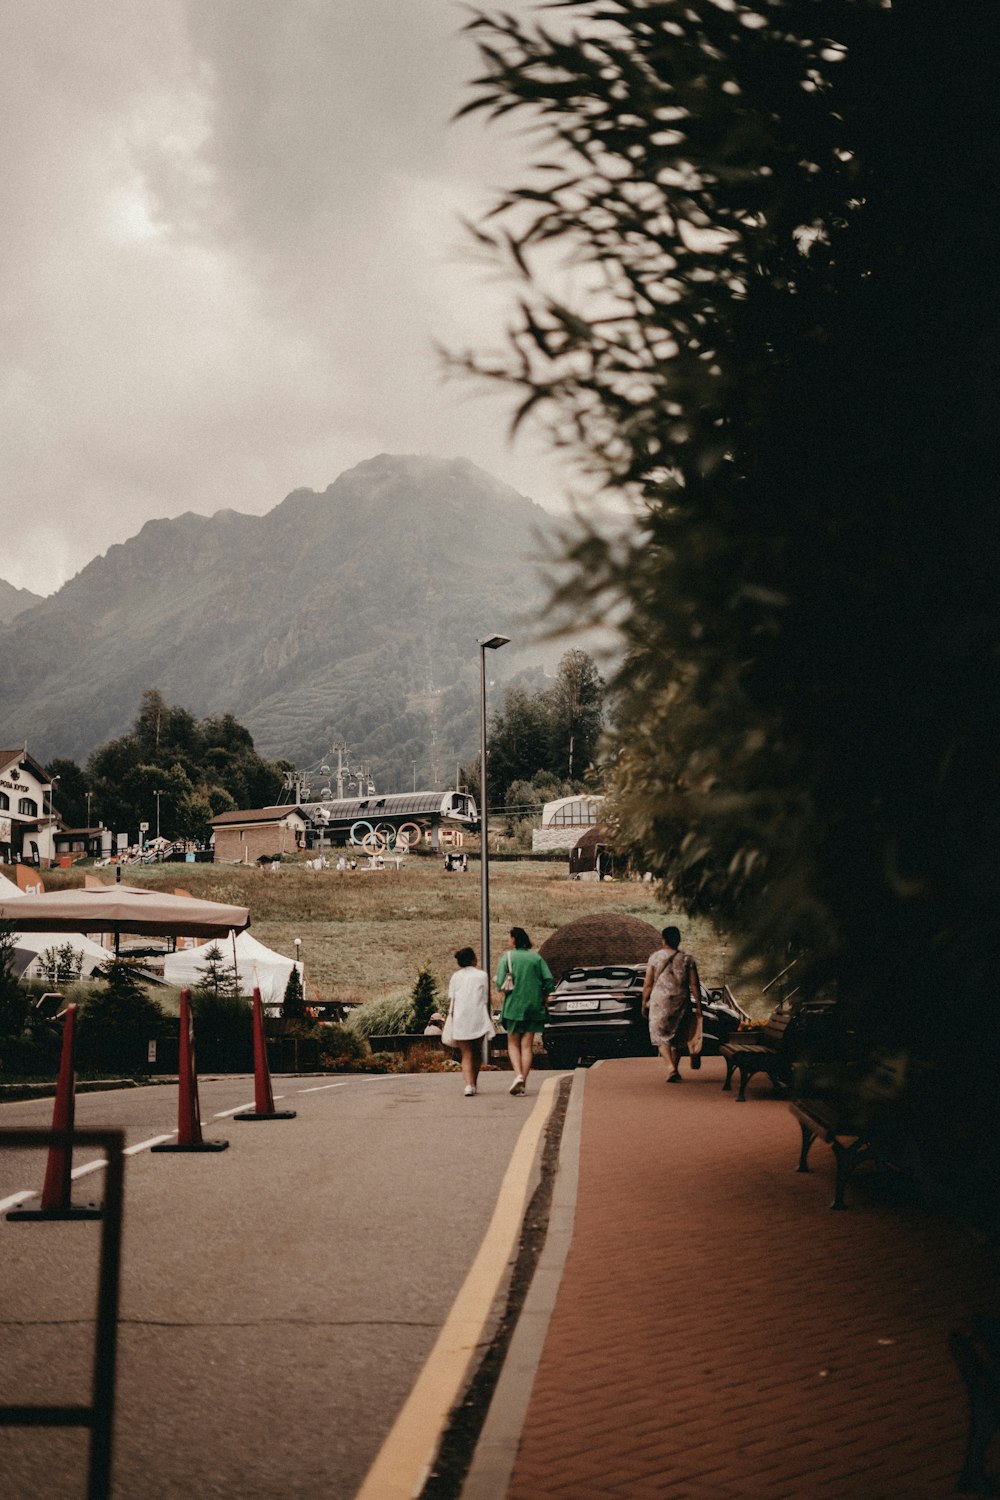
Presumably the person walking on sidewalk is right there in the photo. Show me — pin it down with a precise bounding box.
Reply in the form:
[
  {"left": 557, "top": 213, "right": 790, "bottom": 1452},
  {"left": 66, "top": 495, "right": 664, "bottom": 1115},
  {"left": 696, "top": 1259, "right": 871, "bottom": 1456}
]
[
  {"left": 447, "top": 947, "right": 493, "bottom": 1096},
  {"left": 497, "top": 927, "right": 554, "bottom": 1096},
  {"left": 642, "top": 925, "right": 703, "bottom": 1083}
]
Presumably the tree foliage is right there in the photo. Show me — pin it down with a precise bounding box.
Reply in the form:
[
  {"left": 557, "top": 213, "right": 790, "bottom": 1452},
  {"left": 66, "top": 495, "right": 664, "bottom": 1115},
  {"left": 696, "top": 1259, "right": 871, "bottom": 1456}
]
[
  {"left": 282, "top": 965, "right": 306, "bottom": 1021},
  {"left": 0, "top": 919, "right": 29, "bottom": 1039},
  {"left": 460, "top": 4, "right": 1000, "bottom": 1074},
  {"left": 480, "top": 649, "right": 606, "bottom": 804},
  {"left": 80, "top": 690, "right": 290, "bottom": 844}
]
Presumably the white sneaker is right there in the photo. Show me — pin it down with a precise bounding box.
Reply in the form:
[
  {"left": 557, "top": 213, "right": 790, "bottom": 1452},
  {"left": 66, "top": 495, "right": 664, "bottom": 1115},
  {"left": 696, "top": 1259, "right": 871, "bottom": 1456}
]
[
  {"left": 509, "top": 1074, "right": 525, "bottom": 1096},
  {"left": 464, "top": 1084, "right": 477, "bottom": 1097}
]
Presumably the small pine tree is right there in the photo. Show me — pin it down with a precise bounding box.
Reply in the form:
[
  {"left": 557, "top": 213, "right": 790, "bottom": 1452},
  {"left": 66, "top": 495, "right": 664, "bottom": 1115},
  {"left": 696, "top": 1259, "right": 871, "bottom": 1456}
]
[
  {"left": 410, "top": 962, "right": 440, "bottom": 1032},
  {"left": 282, "top": 965, "right": 305, "bottom": 1020},
  {"left": 193, "top": 942, "right": 243, "bottom": 1002}
]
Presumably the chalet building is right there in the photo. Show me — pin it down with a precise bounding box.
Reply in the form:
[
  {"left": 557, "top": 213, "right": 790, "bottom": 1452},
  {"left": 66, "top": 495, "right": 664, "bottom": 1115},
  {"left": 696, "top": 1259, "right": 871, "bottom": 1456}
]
[
  {"left": 0, "top": 748, "right": 59, "bottom": 865},
  {"left": 210, "top": 806, "right": 309, "bottom": 864}
]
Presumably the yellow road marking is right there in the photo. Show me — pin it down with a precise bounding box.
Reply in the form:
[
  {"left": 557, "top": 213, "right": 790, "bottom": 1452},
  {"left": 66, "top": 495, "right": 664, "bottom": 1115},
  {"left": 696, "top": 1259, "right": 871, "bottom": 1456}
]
[{"left": 355, "top": 1075, "right": 559, "bottom": 1500}]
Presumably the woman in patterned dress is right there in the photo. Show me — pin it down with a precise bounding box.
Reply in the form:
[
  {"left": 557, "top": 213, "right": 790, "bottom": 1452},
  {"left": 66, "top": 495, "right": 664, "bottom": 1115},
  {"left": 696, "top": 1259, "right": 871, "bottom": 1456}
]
[{"left": 642, "top": 926, "right": 703, "bottom": 1082}]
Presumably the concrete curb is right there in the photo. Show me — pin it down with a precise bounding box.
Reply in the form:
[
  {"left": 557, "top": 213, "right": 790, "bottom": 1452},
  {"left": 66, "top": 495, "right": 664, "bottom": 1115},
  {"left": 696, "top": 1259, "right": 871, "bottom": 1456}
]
[{"left": 459, "top": 1064, "right": 588, "bottom": 1499}]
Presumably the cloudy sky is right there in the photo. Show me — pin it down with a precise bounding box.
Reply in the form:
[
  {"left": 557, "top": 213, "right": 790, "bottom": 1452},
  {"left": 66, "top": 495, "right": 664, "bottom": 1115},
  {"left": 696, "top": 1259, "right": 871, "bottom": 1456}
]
[{"left": 1, "top": 0, "right": 577, "bottom": 597}]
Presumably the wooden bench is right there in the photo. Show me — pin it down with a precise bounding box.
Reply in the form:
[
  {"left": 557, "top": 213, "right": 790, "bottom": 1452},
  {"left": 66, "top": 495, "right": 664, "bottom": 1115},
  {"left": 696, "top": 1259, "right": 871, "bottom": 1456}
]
[
  {"left": 790, "top": 1097, "right": 878, "bottom": 1210},
  {"left": 949, "top": 1315, "right": 1000, "bottom": 1496},
  {"left": 720, "top": 1010, "right": 796, "bottom": 1101}
]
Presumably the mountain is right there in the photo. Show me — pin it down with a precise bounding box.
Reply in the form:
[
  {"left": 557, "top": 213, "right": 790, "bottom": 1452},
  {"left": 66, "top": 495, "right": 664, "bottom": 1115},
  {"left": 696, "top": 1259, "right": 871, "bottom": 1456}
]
[
  {"left": 0, "top": 578, "right": 43, "bottom": 623},
  {"left": 0, "top": 455, "right": 569, "bottom": 786}
]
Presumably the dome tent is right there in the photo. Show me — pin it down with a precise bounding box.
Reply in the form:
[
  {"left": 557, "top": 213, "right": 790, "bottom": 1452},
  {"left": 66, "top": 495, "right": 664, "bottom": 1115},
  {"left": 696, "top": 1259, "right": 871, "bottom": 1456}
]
[{"left": 539, "top": 913, "right": 662, "bottom": 984}]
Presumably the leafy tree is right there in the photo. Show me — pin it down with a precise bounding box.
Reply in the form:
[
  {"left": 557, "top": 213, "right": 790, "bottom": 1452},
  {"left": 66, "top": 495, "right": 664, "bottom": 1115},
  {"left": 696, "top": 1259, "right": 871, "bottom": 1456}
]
[
  {"left": 37, "top": 943, "right": 84, "bottom": 987},
  {"left": 86, "top": 692, "right": 287, "bottom": 843},
  {"left": 282, "top": 965, "right": 306, "bottom": 1021},
  {"left": 461, "top": 4, "right": 1000, "bottom": 1201},
  {"left": 46, "top": 758, "right": 89, "bottom": 829}
]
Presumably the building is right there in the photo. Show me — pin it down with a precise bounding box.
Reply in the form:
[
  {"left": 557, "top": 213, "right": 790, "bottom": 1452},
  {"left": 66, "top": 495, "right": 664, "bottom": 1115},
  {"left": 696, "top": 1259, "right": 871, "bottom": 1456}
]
[
  {"left": 0, "top": 748, "right": 59, "bottom": 865},
  {"left": 300, "top": 790, "right": 477, "bottom": 853},
  {"left": 531, "top": 794, "right": 604, "bottom": 853},
  {"left": 209, "top": 806, "right": 309, "bottom": 864}
]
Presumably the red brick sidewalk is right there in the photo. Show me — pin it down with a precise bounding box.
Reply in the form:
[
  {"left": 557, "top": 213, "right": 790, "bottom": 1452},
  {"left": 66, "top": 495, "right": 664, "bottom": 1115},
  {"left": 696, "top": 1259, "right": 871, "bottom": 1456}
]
[{"left": 507, "top": 1057, "right": 998, "bottom": 1499}]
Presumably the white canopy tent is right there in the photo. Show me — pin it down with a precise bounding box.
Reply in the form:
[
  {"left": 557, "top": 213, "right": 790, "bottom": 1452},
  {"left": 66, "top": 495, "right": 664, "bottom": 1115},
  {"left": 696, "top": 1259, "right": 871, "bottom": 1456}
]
[{"left": 162, "top": 930, "right": 303, "bottom": 1007}]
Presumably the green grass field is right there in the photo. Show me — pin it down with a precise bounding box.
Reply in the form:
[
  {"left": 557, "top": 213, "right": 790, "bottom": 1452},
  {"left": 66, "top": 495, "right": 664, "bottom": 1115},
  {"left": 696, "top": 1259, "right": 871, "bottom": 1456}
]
[{"left": 42, "top": 857, "right": 759, "bottom": 1012}]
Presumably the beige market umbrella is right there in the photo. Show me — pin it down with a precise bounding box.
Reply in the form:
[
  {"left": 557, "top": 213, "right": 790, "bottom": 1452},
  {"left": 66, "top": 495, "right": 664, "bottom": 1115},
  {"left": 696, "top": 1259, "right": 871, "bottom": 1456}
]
[{"left": 0, "top": 884, "right": 250, "bottom": 946}]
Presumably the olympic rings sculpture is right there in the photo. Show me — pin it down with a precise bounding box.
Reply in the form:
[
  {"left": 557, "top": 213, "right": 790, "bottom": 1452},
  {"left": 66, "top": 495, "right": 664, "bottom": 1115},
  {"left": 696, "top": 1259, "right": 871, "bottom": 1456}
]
[{"left": 347, "top": 820, "right": 464, "bottom": 850}]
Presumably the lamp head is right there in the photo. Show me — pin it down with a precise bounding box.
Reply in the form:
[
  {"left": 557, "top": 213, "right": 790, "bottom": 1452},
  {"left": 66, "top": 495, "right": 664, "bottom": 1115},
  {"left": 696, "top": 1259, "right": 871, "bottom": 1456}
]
[{"left": 479, "top": 634, "right": 510, "bottom": 650}]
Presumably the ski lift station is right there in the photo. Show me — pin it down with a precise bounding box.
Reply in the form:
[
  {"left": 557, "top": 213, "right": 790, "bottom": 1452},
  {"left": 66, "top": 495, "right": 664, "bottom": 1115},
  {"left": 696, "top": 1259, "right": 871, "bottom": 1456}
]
[{"left": 210, "top": 790, "right": 477, "bottom": 862}]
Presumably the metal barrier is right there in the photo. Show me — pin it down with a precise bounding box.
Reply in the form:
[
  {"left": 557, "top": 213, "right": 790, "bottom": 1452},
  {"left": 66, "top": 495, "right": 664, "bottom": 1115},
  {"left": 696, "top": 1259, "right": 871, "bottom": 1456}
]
[{"left": 0, "top": 1127, "right": 125, "bottom": 1500}]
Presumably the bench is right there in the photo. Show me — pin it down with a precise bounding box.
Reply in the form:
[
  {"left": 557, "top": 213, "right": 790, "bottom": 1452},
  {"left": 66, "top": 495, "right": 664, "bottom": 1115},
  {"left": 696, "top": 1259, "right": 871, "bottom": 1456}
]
[
  {"left": 720, "top": 1010, "right": 796, "bottom": 1101},
  {"left": 949, "top": 1315, "right": 1000, "bottom": 1495},
  {"left": 790, "top": 1097, "right": 879, "bottom": 1210}
]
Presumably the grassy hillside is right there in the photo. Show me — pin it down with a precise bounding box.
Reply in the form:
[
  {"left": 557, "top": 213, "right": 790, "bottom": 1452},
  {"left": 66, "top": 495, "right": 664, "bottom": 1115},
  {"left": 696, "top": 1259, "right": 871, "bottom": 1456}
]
[{"left": 40, "top": 859, "right": 762, "bottom": 1013}]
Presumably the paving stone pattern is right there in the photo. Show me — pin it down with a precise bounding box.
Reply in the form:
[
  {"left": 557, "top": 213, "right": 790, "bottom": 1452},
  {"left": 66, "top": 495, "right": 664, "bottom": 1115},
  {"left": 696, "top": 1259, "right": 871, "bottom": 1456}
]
[{"left": 507, "top": 1057, "right": 999, "bottom": 1499}]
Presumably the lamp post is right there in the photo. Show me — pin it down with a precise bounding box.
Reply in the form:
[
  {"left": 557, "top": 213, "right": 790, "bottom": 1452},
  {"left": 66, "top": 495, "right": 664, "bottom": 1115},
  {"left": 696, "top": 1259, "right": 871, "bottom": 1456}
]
[
  {"left": 478, "top": 634, "right": 510, "bottom": 990},
  {"left": 154, "top": 789, "right": 163, "bottom": 842}
]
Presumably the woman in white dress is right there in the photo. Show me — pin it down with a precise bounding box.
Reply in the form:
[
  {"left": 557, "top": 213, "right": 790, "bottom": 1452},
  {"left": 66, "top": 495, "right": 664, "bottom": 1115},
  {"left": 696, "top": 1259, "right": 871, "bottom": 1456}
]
[{"left": 447, "top": 946, "right": 493, "bottom": 1096}]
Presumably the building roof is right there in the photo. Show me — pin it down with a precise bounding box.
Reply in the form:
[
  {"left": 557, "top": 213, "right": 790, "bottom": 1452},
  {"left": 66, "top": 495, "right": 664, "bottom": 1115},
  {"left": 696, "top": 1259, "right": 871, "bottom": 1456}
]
[
  {"left": 209, "top": 805, "right": 306, "bottom": 828},
  {"left": 302, "top": 792, "right": 446, "bottom": 822},
  {"left": 0, "top": 749, "right": 52, "bottom": 783}
]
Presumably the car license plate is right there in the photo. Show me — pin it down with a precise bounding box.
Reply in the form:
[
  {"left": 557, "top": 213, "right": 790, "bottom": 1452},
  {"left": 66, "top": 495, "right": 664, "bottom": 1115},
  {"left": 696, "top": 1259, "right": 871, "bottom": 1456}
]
[{"left": 565, "top": 999, "right": 600, "bottom": 1012}]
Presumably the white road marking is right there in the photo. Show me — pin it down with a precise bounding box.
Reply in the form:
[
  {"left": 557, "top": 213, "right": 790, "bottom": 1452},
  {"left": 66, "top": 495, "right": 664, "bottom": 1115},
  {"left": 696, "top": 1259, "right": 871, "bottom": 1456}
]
[
  {"left": 297, "top": 1082, "right": 350, "bottom": 1093},
  {"left": 0, "top": 1189, "right": 37, "bottom": 1214},
  {"left": 71, "top": 1159, "right": 107, "bottom": 1180},
  {"left": 125, "top": 1134, "right": 175, "bottom": 1154},
  {"left": 212, "top": 1104, "right": 256, "bottom": 1118}
]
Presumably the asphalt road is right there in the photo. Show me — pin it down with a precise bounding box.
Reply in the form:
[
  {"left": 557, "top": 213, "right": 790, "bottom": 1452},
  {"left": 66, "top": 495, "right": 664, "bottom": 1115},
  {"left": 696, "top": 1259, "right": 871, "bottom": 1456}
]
[{"left": 0, "top": 1072, "right": 545, "bottom": 1499}]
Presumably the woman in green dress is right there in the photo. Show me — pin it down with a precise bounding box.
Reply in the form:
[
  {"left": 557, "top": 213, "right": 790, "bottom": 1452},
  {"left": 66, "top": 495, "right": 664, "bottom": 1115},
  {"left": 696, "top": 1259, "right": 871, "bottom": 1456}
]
[{"left": 496, "top": 926, "right": 554, "bottom": 1095}]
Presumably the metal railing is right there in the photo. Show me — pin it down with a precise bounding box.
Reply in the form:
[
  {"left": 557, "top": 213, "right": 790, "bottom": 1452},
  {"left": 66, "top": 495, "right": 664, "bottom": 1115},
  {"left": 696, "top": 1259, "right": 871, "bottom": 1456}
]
[{"left": 0, "top": 1127, "right": 125, "bottom": 1499}]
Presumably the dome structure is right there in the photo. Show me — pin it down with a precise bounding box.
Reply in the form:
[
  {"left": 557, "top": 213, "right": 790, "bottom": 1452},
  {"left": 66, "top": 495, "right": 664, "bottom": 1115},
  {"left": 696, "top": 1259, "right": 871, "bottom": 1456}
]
[{"left": 539, "top": 913, "right": 662, "bottom": 983}]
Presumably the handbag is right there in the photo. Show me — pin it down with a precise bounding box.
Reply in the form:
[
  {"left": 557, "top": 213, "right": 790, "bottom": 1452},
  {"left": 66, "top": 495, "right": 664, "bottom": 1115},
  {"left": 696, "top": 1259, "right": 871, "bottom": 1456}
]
[
  {"left": 687, "top": 1004, "right": 703, "bottom": 1067},
  {"left": 441, "top": 1010, "right": 456, "bottom": 1048},
  {"left": 500, "top": 953, "right": 516, "bottom": 994}
]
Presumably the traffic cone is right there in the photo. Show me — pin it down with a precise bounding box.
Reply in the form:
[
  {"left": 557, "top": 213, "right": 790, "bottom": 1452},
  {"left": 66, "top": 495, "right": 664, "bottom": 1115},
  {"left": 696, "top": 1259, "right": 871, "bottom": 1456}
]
[
  {"left": 235, "top": 987, "right": 296, "bottom": 1120},
  {"left": 8, "top": 1004, "right": 102, "bottom": 1220},
  {"left": 151, "top": 989, "right": 228, "bottom": 1152}
]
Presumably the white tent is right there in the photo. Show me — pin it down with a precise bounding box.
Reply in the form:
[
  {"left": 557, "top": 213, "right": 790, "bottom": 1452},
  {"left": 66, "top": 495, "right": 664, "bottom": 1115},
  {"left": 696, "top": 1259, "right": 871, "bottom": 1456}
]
[
  {"left": 1, "top": 871, "right": 113, "bottom": 977},
  {"left": 162, "top": 930, "right": 303, "bottom": 1007}
]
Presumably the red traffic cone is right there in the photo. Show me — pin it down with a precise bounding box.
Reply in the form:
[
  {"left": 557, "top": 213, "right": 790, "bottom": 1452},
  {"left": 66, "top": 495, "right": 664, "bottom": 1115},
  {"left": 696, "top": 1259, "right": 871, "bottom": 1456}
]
[
  {"left": 235, "top": 987, "right": 296, "bottom": 1120},
  {"left": 152, "top": 989, "right": 228, "bottom": 1153},
  {"left": 8, "top": 1003, "right": 102, "bottom": 1221}
]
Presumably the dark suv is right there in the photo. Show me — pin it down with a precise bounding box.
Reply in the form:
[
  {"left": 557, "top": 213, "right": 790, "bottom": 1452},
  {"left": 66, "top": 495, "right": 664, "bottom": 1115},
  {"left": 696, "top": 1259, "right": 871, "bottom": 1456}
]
[{"left": 543, "top": 964, "right": 744, "bottom": 1069}]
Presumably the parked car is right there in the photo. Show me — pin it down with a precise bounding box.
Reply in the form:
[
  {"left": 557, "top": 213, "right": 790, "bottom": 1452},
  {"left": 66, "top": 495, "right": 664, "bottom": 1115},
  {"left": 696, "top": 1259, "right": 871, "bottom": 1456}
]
[{"left": 542, "top": 964, "right": 744, "bottom": 1069}]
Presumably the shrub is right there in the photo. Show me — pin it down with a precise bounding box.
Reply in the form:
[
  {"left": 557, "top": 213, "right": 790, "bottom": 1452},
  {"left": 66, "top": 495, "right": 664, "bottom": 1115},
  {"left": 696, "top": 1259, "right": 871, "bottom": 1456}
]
[
  {"left": 317, "top": 1023, "right": 369, "bottom": 1064},
  {"left": 346, "top": 991, "right": 415, "bottom": 1038},
  {"left": 76, "top": 962, "right": 172, "bottom": 1073},
  {"left": 0, "top": 920, "right": 29, "bottom": 1039},
  {"left": 190, "top": 989, "right": 253, "bottom": 1070}
]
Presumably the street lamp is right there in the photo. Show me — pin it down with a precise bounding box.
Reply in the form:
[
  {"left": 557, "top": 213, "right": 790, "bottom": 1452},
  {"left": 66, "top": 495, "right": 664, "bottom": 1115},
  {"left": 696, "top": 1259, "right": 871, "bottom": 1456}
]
[
  {"left": 478, "top": 634, "right": 510, "bottom": 991},
  {"left": 154, "top": 789, "right": 163, "bottom": 841}
]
